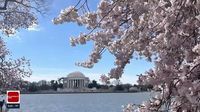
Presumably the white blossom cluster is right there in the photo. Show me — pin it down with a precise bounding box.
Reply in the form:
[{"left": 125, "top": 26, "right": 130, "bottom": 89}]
[
  {"left": 122, "top": 104, "right": 135, "bottom": 112},
  {"left": 54, "top": 0, "right": 200, "bottom": 111},
  {"left": 100, "top": 74, "right": 110, "bottom": 84},
  {"left": 193, "top": 44, "right": 200, "bottom": 55},
  {"left": 53, "top": 6, "right": 79, "bottom": 24}
]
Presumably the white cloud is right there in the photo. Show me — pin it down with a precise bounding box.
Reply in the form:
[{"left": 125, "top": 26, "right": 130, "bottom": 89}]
[
  {"left": 27, "top": 24, "right": 41, "bottom": 31},
  {"left": 120, "top": 75, "right": 138, "bottom": 84}
]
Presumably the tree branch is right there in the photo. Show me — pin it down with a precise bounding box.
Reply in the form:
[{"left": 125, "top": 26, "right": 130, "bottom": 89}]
[{"left": 0, "top": 0, "right": 44, "bottom": 14}]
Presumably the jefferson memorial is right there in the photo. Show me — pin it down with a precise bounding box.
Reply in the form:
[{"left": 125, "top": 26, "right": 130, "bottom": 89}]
[{"left": 63, "top": 71, "right": 90, "bottom": 89}]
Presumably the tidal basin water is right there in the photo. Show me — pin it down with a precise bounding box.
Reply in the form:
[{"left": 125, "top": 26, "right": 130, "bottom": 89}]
[{"left": 8, "top": 92, "right": 153, "bottom": 112}]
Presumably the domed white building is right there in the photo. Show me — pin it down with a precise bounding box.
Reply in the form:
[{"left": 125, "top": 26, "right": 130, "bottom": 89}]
[{"left": 63, "top": 71, "right": 90, "bottom": 89}]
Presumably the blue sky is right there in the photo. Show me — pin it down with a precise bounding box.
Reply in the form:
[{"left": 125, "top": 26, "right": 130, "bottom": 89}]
[{"left": 3, "top": 0, "right": 153, "bottom": 84}]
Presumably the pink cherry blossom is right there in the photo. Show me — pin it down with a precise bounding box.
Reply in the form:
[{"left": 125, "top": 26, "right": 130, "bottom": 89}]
[{"left": 54, "top": 0, "right": 200, "bottom": 111}]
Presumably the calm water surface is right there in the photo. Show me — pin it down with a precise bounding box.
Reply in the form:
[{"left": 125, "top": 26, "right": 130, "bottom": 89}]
[{"left": 8, "top": 92, "right": 153, "bottom": 112}]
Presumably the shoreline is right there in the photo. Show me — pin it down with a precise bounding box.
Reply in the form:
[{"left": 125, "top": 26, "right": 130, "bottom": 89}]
[{"left": 20, "top": 91, "right": 148, "bottom": 94}]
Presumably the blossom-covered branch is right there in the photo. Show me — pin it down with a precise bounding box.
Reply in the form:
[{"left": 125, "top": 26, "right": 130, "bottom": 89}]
[
  {"left": 54, "top": 0, "right": 200, "bottom": 111},
  {"left": 0, "top": 38, "right": 32, "bottom": 91},
  {"left": 0, "top": 0, "right": 47, "bottom": 36}
]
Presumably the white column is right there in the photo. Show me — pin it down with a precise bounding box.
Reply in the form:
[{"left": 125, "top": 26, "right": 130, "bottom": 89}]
[
  {"left": 67, "top": 80, "right": 70, "bottom": 88},
  {"left": 78, "top": 79, "right": 81, "bottom": 88},
  {"left": 68, "top": 80, "right": 70, "bottom": 88},
  {"left": 71, "top": 80, "right": 72, "bottom": 88},
  {"left": 76, "top": 79, "right": 78, "bottom": 88},
  {"left": 80, "top": 80, "right": 82, "bottom": 88},
  {"left": 79, "top": 80, "right": 80, "bottom": 88},
  {"left": 72, "top": 80, "right": 74, "bottom": 88},
  {"left": 73, "top": 80, "right": 75, "bottom": 88},
  {"left": 75, "top": 80, "right": 76, "bottom": 88},
  {"left": 66, "top": 80, "right": 68, "bottom": 88},
  {"left": 83, "top": 80, "right": 85, "bottom": 87},
  {"left": 74, "top": 80, "right": 76, "bottom": 88},
  {"left": 81, "top": 80, "right": 83, "bottom": 87},
  {"left": 68, "top": 80, "right": 69, "bottom": 88},
  {"left": 69, "top": 80, "right": 71, "bottom": 88},
  {"left": 83, "top": 80, "right": 84, "bottom": 87},
  {"left": 77, "top": 80, "right": 78, "bottom": 88},
  {"left": 67, "top": 80, "right": 68, "bottom": 88},
  {"left": 80, "top": 80, "right": 81, "bottom": 88},
  {"left": 77, "top": 79, "right": 79, "bottom": 88},
  {"left": 81, "top": 79, "right": 83, "bottom": 87}
]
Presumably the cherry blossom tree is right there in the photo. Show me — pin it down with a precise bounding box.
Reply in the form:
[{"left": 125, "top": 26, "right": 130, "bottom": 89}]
[
  {"left": 0, "top": 38, "right": 32, "bottom": 91},
  {"left": 53, "top": 0, "right": 200, "bottom": 111},
  {"left": 0, "top": 0, "right": 47, "bottom": 91},
  {"left": 0, "top": 0, "right": 47, "bottom": 36}
]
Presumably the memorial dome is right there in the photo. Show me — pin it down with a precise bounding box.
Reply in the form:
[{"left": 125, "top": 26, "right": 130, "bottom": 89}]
[{"left": 67, "top": 71, "right": 85, "bottom": 78}]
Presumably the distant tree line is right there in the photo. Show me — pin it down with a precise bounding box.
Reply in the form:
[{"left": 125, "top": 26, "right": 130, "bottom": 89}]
[
  {"left": 87, "top": 80, "right": 153, "bottom": 92},
  {"left": 19, "top": 79, "right": 153, "bottom": 92},
  {"left": 20, "top": 80, "right": 63, "bottom": 92}
]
